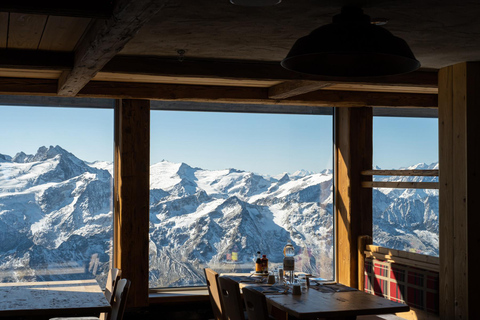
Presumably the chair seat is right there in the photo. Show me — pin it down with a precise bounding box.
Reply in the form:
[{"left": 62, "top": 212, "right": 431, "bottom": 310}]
[
  {"left": 357, "top": 315, "right": 405, "bottom": 320},
  {"left": 50, "top": 318, "right": 99, "bottom": 320}
]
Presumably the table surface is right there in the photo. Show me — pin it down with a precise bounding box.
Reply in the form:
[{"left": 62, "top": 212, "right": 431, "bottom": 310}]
[
  {"left": 0, "top": 279, "right": 111, "bottom": 317},
  {"left": 222, "top": 275, "right": 409, "bottom": 319}
]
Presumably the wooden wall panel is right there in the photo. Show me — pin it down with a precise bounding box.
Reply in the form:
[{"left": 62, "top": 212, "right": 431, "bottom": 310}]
[
  {"left": 38, "top": 16, "right": 91, "bottom": 51},
  {"left": 438, "top": 66, "right": 454, "bottom": 319},
  {"left": 335, "top": 107, "right": 373, "bottom": 288},
  {"left": 452, "top": 63, "right": 468, "bottom": 320},
  {"left": 114, "top": 99, "right": 150, "bottom": 308},
  {"left": 438, "top": 62, "right": 480, "bottom": 319},
  {"left": 465, "top": 63, "right": 480, "bottom": 320},
  {"left": 8, "top": 13, "right": 47, "bottom": 49},
  {"left": 0, "top": 13, "right": 8, "bottom": 48}
]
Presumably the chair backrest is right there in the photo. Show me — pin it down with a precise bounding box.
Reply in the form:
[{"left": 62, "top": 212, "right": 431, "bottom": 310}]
[
  {"left": 204, "top": 268, "right": 225, "bottom": 320},
  {"left": 105, "top": 268, "right": 122, "bottom": 304},
  {"left": 218, "top": 276, "right": 245, "bottom": 320},
  {"left": 109, "top": 278, "right": 131, "bottom": 320},
  {"left": 242, "top": 287, "right": 270, "bottom": 320}
]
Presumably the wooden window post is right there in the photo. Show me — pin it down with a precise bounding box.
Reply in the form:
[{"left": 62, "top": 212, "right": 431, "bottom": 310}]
[
  {"left": 114, "top": 99, "right": 150, "bottom": 308},
  {"left": 439, "top": 62, "right": 480, "bottom": 319},
  {"left": 335, "top": 107, "right": 373, "bottom": 288}
]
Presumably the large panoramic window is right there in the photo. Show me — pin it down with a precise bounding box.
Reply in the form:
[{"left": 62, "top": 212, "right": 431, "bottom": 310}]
[
  {"left": 0, "top": 105, "right": 114, "bottom": 287},
  {"left": 149, "top": 110, "right": 334, "bottom": 288},
  {"left": 373, "top": 116, "right": 439, "bottom": 256}
]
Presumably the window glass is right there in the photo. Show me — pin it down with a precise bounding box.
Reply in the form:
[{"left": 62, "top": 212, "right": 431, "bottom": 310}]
[
  {"left": 0, "top": 105, "right": 114, "bottom": 287},
  {"left": 149, "top": 110, "right": 334, "bottom": 288},
  {"left": 373, "top": 117, "right": 438, "bottom": 256}
]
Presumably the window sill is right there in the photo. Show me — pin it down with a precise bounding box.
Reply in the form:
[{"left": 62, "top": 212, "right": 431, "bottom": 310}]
[{"left": 149, "top": 287, "right": 210, "bottom": 304}]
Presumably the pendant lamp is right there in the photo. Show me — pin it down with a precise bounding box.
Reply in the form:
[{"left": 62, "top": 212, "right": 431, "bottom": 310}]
[{"left": 281, "top": 6, "right": 420, "bottom": 77}]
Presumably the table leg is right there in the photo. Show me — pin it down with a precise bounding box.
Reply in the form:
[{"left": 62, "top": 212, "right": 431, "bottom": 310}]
[{"left": 270, "top": 305, "right": 288, "bottom": 320}]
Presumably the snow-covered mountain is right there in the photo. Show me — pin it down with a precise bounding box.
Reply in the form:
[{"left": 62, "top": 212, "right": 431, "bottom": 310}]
[
  {"left": 372, "top": 162, "right": 439, "bottom": 256},
  {"left": 0, "top": 146, "right": 439, "bottom": 288},
  {"left": 0, "top": 146, "right": 113, "bottom": 285},
  {"left": 148, "top": 160, "right": 334, "bottom": 287}
]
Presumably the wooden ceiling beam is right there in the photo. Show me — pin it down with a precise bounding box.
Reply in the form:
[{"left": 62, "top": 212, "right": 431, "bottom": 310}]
[
  {"left": 0, "top": 77, "right": 438, "bottom": 109},
  {"left": 78, "top": 81, "right": 437, "bottom": 108},
  {"left": 0, "top": 49, "right": 72, "bottom": 70},
  {"left": 289, "top": 90, "right": 438, "bottom": 109},
  {"left": 0, "top": 77, "right": 57, "bottom": 95},
  {"left": 103, "top": 56, "right": 439, "bottom": 90},
  {"left": 57, "top": 0, "right": 168, "bottom": 97},
  {"left": 0, "top": 1, "right": 114, "bottom": 19},
  {"left": 268, "top": 80, "right": 333, "bottom": 99}
]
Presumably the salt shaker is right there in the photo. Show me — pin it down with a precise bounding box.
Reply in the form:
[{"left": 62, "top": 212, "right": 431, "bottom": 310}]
[{"left": 278, "top": 268, "right": 284, "bottom": 283}]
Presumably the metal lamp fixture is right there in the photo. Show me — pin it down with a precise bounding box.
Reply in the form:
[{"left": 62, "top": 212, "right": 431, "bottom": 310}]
[
  {"left": 230, "top": 0, "right": 281, "bottom": 7},
  {"left": 281, "top": 6, "right": 420, "bottom": 77}
]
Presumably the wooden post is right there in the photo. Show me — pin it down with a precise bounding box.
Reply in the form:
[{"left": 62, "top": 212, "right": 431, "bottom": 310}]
[
  {"left": 439, "top": 62, "right": 480, "bottom": 319},
  {"left": 335, "top": 107, "right": 373, "bottom": 287},
  {"left": 114, "top": 99, "right": 150, "bottom": 308},
  {"left": 358, "top": 235, "right": 373, "bottom": 291}
]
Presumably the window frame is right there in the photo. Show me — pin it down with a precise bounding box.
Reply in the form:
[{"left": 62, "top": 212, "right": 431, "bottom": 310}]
[
  {"left": 370, "top": 115, "right": 440, "bottom": 259},
  {"left": 147, "top": 105, "right": 336, "bottom": 291}
]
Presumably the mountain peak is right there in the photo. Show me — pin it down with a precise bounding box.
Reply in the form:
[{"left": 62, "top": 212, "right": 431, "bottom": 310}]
[
  {"left": 11, "top": 146, "right": 84, "bottom": 164},
  {"left": 290, "top": 169, "right": 315, "bottom": 178},
  {"left": 12, "top": 151, "right": 30, "bottom": 163},
  {"left": 406, "top": 162, "right": 439, "bottom": 170},
  {"left": 176, "top": 162, "right": 198, "bottom": 178},
  {"left": 278, "top": 173, "right": 290, "bottom": 183},
  {"left": 33, "top": 145, "right": 68, "bottom": 162},
  {"left": 0, "top": 153, "right": 12, "bottom": 162}
]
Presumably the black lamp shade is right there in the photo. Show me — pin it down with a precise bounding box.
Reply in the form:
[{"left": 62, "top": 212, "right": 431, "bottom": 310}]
[{"left": 281, "top": 7, "right": 420, "bottom": 77}]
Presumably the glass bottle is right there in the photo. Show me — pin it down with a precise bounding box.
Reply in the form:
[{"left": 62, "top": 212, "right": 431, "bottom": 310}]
[
  {"left": 262, "top": 254, "right": 268, "bottom": 274},
  {"left": 232, "top": 245, "right": 239, "bottom": 262},
  {"left": 283, "top": 240, "right": 295, "bottom": 283},
  {"left": 255, "top": 251, "right": 262, "bottom": 273}
]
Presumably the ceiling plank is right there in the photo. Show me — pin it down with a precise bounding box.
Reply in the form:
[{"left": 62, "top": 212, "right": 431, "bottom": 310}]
[
  {"left": 38, "top": 17, "right": 91, "bottom": 51},
  {"left": 269, "top": 80, "right": 333, "bottom": 99},
  {"left": 57, "top": 0, "right": 168, "bottom": 97},
  {"left": 103, "top": 56, "right": 439, "bottom": 92},
  {"left": 0, "top": 1, "right": 113, "bottom": 19},
  {"left": 8, "top": 13, "right": 48, "bottom": 49}
]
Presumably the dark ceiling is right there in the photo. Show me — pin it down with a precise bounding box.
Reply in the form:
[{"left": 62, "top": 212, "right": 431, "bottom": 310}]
[{"left": 120, "top": 0, "right": 480, "bottom": 70}]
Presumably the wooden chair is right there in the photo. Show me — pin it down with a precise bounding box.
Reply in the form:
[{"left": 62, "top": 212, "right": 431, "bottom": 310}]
[
  {"left": 218, "top": 276, "right": 246, "bottom": 320},
  {"left": 50, "top": 278, "right": 131, "bottom": 320},
  {"left": 204, "top": 268, "right": 225, "bottom": 320},
  {"left": 108, "top": 279, "right": 130, "bottom": 320},
  {"left": 104, "top": 268, "right": 122, "bottom": 305},
  {"left": 242, "top": 287, "right": 274, "bottom": 320}
]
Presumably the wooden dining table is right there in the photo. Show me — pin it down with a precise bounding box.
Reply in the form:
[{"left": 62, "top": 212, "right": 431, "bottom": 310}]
[
  {"left": 0, "top": 279, "right": 111, "bottom": 318},
  {"left": 222, "top": 275, "right": 409, "bottom": 320}
]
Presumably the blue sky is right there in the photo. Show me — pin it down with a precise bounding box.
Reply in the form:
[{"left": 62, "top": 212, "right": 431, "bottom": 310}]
[
  {"left": 0, "top": 105, "right": 438, "bottom": 175},
  {"left": 373, "top": 117, "right": 438, "bottom": 169}
]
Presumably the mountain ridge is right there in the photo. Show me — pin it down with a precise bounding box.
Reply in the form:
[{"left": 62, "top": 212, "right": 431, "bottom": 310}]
[{"left": 0, "top": 147, "right": 439, "bottom": 287}]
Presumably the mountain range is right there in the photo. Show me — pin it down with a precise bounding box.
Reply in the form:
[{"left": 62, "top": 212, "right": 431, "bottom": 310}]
[{"left": 0, "top": 146, "right": 438, "bottom": 287}]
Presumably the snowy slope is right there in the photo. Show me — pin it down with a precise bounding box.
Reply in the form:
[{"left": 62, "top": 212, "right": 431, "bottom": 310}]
[{"left": 0, "top": 147, "right": 439, "bottom": 288}]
